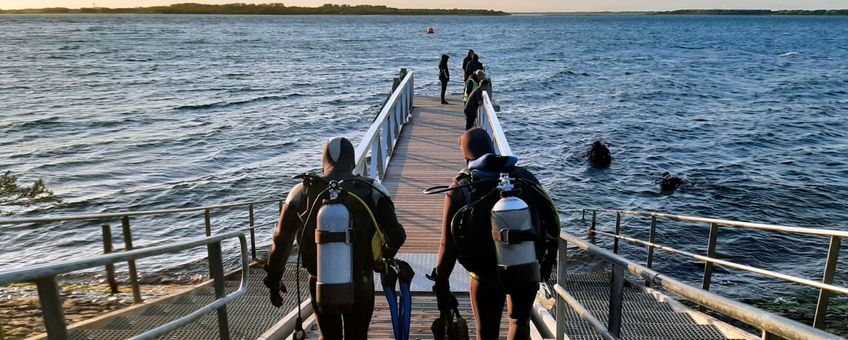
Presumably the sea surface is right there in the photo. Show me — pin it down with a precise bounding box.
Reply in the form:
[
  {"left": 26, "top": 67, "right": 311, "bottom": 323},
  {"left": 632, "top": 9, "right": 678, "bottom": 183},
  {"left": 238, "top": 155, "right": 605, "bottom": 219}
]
[{"left": 1, "top": 14, "right": 847, "bottom": 320}]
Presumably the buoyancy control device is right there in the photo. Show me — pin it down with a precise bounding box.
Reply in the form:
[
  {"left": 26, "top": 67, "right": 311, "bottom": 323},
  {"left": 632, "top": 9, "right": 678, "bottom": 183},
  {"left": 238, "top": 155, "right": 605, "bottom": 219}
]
[
  {"left": 314, "top": 180, "right": 354, "bottom": 308},
  {"left": 490, "top": 173, "right": 541, "bottom": 288}
]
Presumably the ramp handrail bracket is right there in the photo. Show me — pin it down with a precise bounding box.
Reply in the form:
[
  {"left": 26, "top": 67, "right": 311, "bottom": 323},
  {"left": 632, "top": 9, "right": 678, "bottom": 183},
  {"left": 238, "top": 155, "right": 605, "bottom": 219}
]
[
  {"left": 354, "top": 70, "right": 414, "bottom": 180},
  {"left": 561, "top": 208, "right": 848, "bottom": 339},
  {"left": 477, "top": 91, "right": 513, "bottom": 156},
  {"left": 0, "top": 231, "right": 251, "bottom": 340}
]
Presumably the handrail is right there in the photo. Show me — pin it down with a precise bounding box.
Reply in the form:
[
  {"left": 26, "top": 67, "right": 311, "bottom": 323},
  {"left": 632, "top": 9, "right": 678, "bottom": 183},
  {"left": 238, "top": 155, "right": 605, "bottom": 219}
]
[
  {"left": 0, "top": 231, "right": 250, "bottom": 340},
  {"left": 354, "top": 69, "right": 414, "bottom": 180},
  {"left": 580, "top": 208, "right": 846, "bottom": 331},
  {"left": 0, "top": 198, "right": 280, "bottom": 225},
  {"left": 476, "top": 91, "right": 513, "bottom": 156},
  {"left": 591, "top": 208, "right": 848, "bottom": 238},
  {"left": 556, "top": 231, "right": 842, "bottom": 340}
]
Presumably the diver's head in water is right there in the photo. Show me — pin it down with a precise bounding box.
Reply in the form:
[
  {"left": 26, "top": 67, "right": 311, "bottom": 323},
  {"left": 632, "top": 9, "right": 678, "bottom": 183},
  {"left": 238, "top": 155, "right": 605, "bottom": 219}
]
[
  {"left": 322, "top": 137, "right": 356, "bottom": 177},
  {"left": 460, "top": 128, "right": 494, "bottom": 163},
  {"left": 587, "top": 141, "right": 612, "bottom": 168},
  {"left": 660, "top": 172, "right": 684, "bottom": 192}
]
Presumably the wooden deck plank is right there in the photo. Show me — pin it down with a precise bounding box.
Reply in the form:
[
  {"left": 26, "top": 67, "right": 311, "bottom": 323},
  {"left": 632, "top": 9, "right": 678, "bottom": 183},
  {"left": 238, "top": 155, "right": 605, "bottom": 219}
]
[{"left": 383, "top": 95, "right": 468, "bottom": 254}]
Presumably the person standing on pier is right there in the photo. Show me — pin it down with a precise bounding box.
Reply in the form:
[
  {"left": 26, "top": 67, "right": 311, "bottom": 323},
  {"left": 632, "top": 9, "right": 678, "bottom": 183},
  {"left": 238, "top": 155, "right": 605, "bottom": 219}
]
[
  {"left": 429, "top": 128, "right": 560, "bottom": 340},
  {"left": 462, "top": 49, "right": 475, "bottom": 81},
  {"left": 464, "top": 78, "right": 490, "bottom": 130},
  {"left": 264, "top": 137, "right": 407, "bottom": 340},
  {"left": 439, "top": 54, "right": 450, "bottom": 104}
]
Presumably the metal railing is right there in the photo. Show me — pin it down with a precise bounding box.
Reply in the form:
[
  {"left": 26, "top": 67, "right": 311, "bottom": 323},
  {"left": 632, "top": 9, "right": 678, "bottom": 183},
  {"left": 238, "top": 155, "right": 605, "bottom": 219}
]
[
  {"left": 0, "top": 231, "right": 250, "bottom": 340},
  {"left": 0, "top": 199, "right": 281, "bottom": 303},
  {"left": 476, "top": 91, "right": 513, "bottom": 156},
  {"left": 354, "top": 69, "right": 414, "bottom": 180},
  {"left": 552, "top": 210, "right": 847, "bottom": 340}
]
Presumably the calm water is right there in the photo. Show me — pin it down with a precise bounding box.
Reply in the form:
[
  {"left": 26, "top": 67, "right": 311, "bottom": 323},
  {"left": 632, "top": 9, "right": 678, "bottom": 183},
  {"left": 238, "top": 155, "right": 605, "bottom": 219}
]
[{"left": 1, "top": 14, "right": 847, "bottom": 309}]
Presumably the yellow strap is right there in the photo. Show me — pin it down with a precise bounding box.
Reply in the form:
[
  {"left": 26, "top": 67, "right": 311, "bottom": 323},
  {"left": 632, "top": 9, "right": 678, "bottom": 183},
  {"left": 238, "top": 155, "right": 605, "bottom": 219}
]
[{"left": 346, "top": 191, "right": 385, "bottom": 261}]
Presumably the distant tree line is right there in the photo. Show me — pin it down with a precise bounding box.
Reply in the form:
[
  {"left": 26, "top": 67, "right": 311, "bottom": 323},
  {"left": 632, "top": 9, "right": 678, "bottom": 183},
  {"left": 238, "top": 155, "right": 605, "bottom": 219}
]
[
  {"left": 656, "top": 9, "right": 848, "bottom": 15},
  {"left": 0, "top": 3, "right": 509, "bottom": 15}
]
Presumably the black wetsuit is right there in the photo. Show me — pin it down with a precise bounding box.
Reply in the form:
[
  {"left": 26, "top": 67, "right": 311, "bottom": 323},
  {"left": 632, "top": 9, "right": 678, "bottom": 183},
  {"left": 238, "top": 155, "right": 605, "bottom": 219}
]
[
  {"left": 439, "top": 60, "right": 450, "bottom": 103},
  {"left": 462, "top": 56, "right": 473, "bottom": 81},
  {"left": 465, "top": 60, "right": 484, "bottom": 76},
  {"left": 435, "top": 154, "right": 558, "bottom": 340},
  {"left": 266, "top": 138, "right": 406, "bottom": 340},
  {"left": 464, "top": 86, "right": 483, "bottom": 130}
]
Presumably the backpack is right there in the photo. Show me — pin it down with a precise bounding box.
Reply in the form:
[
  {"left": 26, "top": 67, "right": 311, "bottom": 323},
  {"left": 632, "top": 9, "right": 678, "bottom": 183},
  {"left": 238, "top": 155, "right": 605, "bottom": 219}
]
[{"left": 450, "top": 167, "right": 559, "bottom": 281}]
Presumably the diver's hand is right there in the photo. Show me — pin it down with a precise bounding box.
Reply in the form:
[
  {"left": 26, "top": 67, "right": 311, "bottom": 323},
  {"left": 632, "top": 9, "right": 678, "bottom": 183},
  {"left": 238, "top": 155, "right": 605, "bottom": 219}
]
[
  {"left": 428, "top": 268, "right": 457, "bottom": 312},
  {"left": 263, "top": 265, "right": 287, "bottom": 307}
]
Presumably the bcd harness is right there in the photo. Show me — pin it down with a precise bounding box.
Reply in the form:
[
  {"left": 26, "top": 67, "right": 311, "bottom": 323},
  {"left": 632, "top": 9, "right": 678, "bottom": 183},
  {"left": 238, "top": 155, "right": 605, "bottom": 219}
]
[{"left": 424, "top": 167, "right": 560, "bottom": 290}]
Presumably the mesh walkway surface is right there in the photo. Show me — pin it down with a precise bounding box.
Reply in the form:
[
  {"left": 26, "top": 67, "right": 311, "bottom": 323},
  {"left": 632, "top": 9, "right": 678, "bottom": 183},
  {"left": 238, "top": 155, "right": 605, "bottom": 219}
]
[
  {"left": 557, "top": 272, "right": 740, "bottom": 340},
  {"left": 67, "top": 265, "right": 307, "bottom": 340}
]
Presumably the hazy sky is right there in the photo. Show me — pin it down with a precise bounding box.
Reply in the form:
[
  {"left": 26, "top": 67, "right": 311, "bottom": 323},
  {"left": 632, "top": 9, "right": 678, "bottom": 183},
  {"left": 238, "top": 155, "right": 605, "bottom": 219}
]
[{"left": 2, "top": 0, "right": 846, "bottom": 12}]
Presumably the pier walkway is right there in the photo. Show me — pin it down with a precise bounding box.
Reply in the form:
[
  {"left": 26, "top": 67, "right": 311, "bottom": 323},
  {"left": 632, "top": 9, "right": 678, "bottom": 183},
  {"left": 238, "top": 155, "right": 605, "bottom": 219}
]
[{"left": 1, "top": 70, "right": 846, "bottom": 340}]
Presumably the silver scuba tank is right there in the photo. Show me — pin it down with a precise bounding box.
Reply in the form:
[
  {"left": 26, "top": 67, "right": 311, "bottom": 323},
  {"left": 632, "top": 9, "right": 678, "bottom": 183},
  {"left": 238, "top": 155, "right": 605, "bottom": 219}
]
[
  {"left": 490, "top": 173, "right": 541, "bottom": 290},
  {"left": 315, "top": 181, "right": 354, "bottom": 308}
]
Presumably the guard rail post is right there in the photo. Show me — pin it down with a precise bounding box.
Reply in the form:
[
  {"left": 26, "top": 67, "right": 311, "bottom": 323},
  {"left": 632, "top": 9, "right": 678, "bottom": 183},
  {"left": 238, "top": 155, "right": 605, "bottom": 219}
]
[
  {"left": 204, "top": 208, "right": 212, "bottom": 237},
  {"left": 208, "top": 240, "right": 230, "bottom": 339},
  {"left": 555, "top": 238, "right": 567, "bottom": 340},
  {"left": 101, "top": 224, "right": 119, "bottom": 294},
  {"left": 813, "top": 235, "right": 841, "bottom": 329},
  {"left": 608, "top": 264, "right": 625, "bottom": 338},
  {"left": 121, "top": 215, "right": 142, "bottom": 303},
  {"left": 248, "top": 204, "right": 257, "bottom": 261},
  {"left": 589, "top": 210, "right": 597, "bottom": 242},
  {"left": 35, "top": 277, "right": 67, "bottom": 340},
  {"left": 613, "top": 212, "right": 621, "bottom": 254},
  {"left": 646, "top": 215, "right": 657, "bottom": 286},
  {"left": 702, "top": 223, "right": 719, "bottom": 291}
]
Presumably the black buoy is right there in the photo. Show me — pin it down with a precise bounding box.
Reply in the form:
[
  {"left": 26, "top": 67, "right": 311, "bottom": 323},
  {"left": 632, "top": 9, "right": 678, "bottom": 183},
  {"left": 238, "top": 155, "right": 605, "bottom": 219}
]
[
  {"left": 660, "top": 172, "right": 684, "bottom": 192},
  {"left": 587, "top": 141, "right": 612, "bottom": 168}
]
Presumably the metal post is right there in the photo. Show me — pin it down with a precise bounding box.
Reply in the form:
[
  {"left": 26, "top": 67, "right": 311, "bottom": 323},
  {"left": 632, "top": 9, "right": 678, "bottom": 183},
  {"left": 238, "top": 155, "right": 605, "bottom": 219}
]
[
  {"left": 581, "top": 209, "right": 585, "bottom": 222},
  {"left": 204, "top": 208, "right": 212, "bottom": 237},
  {"left": 555, "top": 239, "right": 567, "bottom": 340},
  {"left": 208, "top": 241, "right": 230, "bottom": 340},
  {"left": 35, "top": 277, "right": 68, "bottom": 340},
  {"left": 101, "top": 224, "right": 119, "bottom": 294},
  {"left": 646, "top": 216, "right": 657, "bottom": 268},
  {"left": 702, "top": 223, "right": 719, "bottom": 291},
  {"left": 248, "top": 204, "right": 257, "bottom": 261},
  {"left": 762, "top": 330, "right": 786, "bottom": 340},
  {"left": 813, "top": 236, "right": 841, "bottom": 329},
  {"left": 589, "top": 210, "right": 597, "bottom": 242},
  {"left": 646, "top": 215, "right": 657, "bottom": 286},
  {"left": 613, "top": 212, "right": 621, "bottom": 254},
  {"left": 608, "top": 264, "right": 625, "bottom": 338},
  {"left": 122, "top": 216, "right": 142, "bottom": 304}
]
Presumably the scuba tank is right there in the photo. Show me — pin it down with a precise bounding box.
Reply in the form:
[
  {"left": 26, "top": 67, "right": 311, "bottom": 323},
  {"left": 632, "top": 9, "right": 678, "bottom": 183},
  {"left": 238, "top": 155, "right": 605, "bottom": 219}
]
[
  {"left": 314, "top": 180, "right": 355, "bottom": 308},
  {"left": 490, "top": 173, "right": 541, "bottom": 290}
]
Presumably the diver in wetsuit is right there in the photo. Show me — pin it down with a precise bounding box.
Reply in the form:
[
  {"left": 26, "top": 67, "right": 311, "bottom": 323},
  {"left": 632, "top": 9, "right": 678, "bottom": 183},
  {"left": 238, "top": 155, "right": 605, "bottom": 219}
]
[
  {"left": 264, "top": 137, "right": 406, "bottom": 340},
  {"left": 430, "top": 129, "right": 559, "bottom": 340},
  {"left": 439, "top": 54, "right": 450, "bottom": 104}
]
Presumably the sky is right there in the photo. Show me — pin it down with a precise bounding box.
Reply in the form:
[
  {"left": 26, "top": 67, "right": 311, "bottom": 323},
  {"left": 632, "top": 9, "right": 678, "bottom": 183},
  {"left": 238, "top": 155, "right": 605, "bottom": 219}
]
[{"left": 2, "top": 0, "right": 846, "bottom": 12}]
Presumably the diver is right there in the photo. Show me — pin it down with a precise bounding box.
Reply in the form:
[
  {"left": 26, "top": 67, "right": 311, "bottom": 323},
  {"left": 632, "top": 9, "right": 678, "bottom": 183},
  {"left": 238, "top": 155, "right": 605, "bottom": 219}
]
[
  {"left": 587, "top": 141, "right": 612, "bottom": 168},
  {"left": 439, "top": 54, "right": 451, "bottom": 104},
  {"left": 660, "top": 172, "right": 684, "bottom": 193},
  {"left": 464, "top": 78, "right": 491, "bottom": 130},
  {"left": 429, "top": 128, "right": 560, "bottom": 340},
  {"left": 264, "top": 137, "right": 406, "bottom": 340}
]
